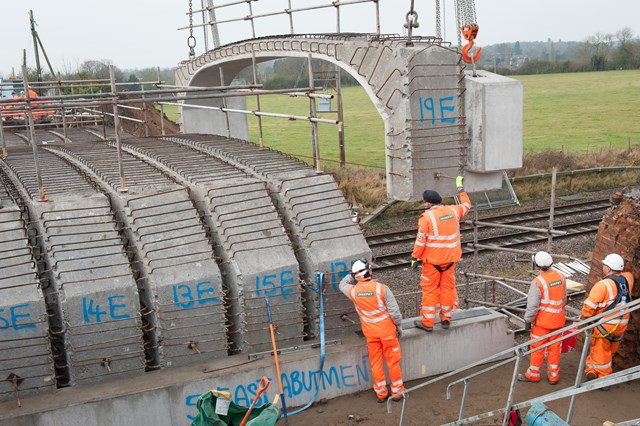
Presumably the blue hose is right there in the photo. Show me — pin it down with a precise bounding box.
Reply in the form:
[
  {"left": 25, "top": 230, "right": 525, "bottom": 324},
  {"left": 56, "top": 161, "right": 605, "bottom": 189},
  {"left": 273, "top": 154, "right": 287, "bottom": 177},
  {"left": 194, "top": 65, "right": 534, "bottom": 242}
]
[{"left": 288, "top": 271, "right": 326, "bottom": 415}]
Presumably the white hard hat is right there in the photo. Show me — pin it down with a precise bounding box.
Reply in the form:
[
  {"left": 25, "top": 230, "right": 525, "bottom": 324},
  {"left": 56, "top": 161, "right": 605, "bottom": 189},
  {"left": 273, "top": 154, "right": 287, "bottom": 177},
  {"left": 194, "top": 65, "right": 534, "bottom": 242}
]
[
  {"left": 351, "top": 259, "right": 370, "bottom": 277},
  {"left": 602, "top": 253, "right": 624, "bottom": 271},
  {"left": 532, "top": 251, "right": 553, "bottom": 268}
]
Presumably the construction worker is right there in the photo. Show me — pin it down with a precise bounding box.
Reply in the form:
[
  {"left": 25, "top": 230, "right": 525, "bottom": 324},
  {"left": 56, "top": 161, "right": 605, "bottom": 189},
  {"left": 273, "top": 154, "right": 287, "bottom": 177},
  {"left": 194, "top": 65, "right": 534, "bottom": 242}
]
[
  {"left": 582, "top": 253, "right": 634, "bottom": 387},
  {"left": 518, "top": 251, "right": 566, "bottom": 385},
  {"left": 411, "top": 176, "right": 471, "bottom": 332},
  {"left": 339, "top": 259, "right": 405, "bottom": 402}
]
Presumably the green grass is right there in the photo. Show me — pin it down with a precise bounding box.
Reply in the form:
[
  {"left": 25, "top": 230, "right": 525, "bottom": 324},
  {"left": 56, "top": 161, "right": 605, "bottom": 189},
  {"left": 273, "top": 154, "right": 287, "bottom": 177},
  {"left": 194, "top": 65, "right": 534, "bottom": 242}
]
[
  {"left": 513, "top": 70, "right": 640, "bottom": 153},
  {"left": 246, "top": 89, "right": 387, "bottom": 168},
  {"left": 162, "top": 70, "right": 640, "bottom": 165}
]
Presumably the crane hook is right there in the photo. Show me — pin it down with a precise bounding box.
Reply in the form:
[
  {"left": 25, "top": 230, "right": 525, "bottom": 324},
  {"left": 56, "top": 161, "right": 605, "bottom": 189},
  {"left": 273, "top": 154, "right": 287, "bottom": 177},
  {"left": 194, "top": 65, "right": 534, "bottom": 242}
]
[{"left": 460, "top": 24, "right": 482, "bottom": 64}]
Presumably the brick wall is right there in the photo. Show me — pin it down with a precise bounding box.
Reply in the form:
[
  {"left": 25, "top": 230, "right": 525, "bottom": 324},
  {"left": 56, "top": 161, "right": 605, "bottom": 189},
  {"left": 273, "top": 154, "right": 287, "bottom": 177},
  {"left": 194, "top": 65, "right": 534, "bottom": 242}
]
[{"left": 587, "top": 191, "right": 640, "bottom": 369}]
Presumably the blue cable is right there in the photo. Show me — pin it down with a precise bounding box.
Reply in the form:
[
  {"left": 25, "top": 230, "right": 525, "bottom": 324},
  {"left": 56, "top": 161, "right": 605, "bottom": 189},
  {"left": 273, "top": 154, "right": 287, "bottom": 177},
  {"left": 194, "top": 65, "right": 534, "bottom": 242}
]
[{"left": 289, "top": 271, "right": 326, "bottom": 415}]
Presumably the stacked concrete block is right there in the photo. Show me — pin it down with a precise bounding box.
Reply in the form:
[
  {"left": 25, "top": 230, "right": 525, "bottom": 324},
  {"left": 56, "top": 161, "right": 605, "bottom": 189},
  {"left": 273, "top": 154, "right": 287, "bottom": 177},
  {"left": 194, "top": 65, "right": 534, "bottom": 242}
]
[
  {"left": 276, "top": 174, "right": 371, "bottom": 338},
  {"left": 37, "top": 196, "right": 145, "bottom": 383},
  {"left": 125, "top": 188, "right": 227, "bottom": 367},
  {"left": 207, "top": 178, "right": 304, "bottom": 354},
  {"left": 0, "top": 197, "right": 54, "bottom": 400},
  {"left": 121, "top": 137, "right": 305, "bottom": 355},
  {"left": 170, "top": 135, "right": 370, "bottom": 339}
]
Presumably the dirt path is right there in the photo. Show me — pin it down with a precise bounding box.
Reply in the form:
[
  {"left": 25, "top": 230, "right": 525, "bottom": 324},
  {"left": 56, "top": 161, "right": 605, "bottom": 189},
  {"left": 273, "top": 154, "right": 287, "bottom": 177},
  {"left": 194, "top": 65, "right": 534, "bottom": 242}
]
[{"left": 289, "top": 349, "right": 639, "bottom": 425}]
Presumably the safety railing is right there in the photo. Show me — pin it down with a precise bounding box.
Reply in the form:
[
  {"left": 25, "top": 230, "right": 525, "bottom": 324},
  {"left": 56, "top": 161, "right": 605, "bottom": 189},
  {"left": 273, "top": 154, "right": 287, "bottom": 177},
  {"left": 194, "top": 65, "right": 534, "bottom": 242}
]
[{"left": 390, "top": 297, "right": 640, "bottom": 426}]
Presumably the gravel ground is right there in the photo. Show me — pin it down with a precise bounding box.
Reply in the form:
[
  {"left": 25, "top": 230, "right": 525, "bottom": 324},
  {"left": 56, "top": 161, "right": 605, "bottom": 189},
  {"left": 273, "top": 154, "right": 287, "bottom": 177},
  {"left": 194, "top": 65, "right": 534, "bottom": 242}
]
[{"left": 362, "top": 189, "right": 616, "bottom": 329}]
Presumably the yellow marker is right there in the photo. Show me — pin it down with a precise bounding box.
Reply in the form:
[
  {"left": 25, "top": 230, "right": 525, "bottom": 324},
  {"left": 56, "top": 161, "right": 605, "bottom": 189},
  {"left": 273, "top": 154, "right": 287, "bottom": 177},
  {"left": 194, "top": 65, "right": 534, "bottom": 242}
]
[
  {"left": 211, "top": 389, "right": 232, "bottom": 399},
  {"left": 421, "top": 365, "right": 427, "bottom": 375},
  {"left": 273, "top": 394, "right": 280, "bottom": 405}
]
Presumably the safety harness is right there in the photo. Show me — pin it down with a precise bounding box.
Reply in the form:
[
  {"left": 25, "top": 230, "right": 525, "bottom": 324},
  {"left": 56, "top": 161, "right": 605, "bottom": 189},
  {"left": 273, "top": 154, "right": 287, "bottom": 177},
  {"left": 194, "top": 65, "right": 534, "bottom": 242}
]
[{"left": 594, "top": 274, "right": 631, "bottom": 341}]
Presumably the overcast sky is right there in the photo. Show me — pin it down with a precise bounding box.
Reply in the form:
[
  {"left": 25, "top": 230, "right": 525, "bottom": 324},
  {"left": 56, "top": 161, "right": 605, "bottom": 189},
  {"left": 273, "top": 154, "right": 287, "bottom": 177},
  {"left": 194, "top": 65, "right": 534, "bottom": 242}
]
[{"left": 1, "top": 0, "right": 638, "bottom": 77}]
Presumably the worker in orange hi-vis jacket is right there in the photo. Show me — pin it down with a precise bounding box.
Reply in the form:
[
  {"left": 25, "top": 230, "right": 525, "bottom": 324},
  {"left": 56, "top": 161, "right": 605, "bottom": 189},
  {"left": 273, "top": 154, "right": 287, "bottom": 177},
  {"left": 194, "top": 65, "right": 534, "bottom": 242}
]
[
  {"left": 518, "top": 251, "right": 566, "bottom": 385},
  {"left": 411, "top": 176, "right": 471, "bottom": 332},
  {"left": 582, "top": 253, "right": 634, "bottom": 388},
  {"left": 339, "top": 259, "right": 405, "bottom": 403}
]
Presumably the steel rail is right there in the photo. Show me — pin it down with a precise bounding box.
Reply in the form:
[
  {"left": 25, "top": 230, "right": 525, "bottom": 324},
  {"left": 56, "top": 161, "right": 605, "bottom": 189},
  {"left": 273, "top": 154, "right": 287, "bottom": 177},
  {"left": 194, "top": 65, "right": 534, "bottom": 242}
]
[
  {"left": 372, "top": 217, "right": 603, "bottom": 271},
  {"left": 366, "top": 197, "right": 609, "bottom": 248}
]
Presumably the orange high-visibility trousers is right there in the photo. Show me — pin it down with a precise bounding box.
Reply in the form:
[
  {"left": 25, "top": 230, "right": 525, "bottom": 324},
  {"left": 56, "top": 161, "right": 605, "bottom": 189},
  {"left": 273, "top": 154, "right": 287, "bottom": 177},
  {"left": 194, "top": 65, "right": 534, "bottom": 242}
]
[
  {"left": 367, "top": 333, "right": 405, "bottom": 399},
  {"left": 585, "top": 325, "right": 626, "bottom": 378},
  {"left": 419, "top": 263, "right": 459, "bottom": 327},
  {"left": 524, "top": 325, "right": 562, "bottom": 383}
]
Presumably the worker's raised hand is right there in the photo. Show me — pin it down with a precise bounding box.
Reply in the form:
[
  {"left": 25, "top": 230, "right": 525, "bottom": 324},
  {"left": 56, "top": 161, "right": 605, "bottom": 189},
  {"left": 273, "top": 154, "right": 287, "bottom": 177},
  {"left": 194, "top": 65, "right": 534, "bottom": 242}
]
[
  {"left": 456, "top": 175, "right": 464, "bottom": 189},
  {"left": 410, "top": 258, "right": 420, "bottom": 269}
]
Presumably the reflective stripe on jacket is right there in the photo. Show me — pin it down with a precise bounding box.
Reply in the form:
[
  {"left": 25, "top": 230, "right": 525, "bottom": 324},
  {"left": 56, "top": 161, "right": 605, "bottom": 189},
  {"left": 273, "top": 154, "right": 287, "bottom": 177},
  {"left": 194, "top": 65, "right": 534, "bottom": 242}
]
[
  {"left": 412, "top": 191, "right": 471, "bottom": 265},
  {"left": 347, "top": 279, "right": 398, "bottom": 338},
  {"left": 582, "top": 272, "right": 635, "bottom": 326},
  {"left": 532, "top": 270, "right": 566, "bottom": 329}
]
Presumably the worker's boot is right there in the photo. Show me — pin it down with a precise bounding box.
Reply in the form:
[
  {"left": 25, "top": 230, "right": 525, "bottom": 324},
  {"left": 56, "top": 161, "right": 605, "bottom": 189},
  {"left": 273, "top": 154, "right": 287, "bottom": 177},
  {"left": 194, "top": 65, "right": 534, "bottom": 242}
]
[
  {"left": 414, "top": 319, "right": 433, "bottom": 332},
  {"left": 441, "top": 320, "right": 450, "bottom": 329}
]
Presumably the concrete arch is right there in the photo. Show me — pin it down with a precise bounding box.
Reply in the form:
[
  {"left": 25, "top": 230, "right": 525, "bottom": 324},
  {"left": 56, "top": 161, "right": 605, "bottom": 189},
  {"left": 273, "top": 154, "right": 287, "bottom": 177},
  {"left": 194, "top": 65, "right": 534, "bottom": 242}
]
[{"left": 176, "top": 34, "right": 522, "bottom": 201}]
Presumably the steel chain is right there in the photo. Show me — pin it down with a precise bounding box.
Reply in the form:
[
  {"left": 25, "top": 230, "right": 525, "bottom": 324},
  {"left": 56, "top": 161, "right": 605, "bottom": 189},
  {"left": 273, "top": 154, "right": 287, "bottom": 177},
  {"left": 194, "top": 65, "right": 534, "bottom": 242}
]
[
  {"left": 187, "top": 0, "right": 197, "bottom": 58},
  {"left": 435, "top": 0, "right": 441, "bottom": 39},
  {"left": 404, "top": 0, "right": 419, "bottom": 46},
  {"left": 457, "top": 0, "right": 477, "bottom": 25}
]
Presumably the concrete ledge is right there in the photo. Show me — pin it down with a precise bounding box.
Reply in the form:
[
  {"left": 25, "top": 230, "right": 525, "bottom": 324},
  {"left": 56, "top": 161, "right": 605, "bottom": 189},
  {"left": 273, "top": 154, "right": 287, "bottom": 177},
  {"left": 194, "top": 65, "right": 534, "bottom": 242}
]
[{"left": 0, "top": 308, "right": 513, "bottom": 426}]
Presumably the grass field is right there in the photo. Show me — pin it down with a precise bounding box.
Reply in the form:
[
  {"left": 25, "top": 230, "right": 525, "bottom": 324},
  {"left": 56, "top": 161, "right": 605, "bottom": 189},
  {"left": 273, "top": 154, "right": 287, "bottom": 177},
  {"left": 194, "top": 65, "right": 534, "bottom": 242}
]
[{"left": 162, "top": 70, "right": 640, "bottom": 167}]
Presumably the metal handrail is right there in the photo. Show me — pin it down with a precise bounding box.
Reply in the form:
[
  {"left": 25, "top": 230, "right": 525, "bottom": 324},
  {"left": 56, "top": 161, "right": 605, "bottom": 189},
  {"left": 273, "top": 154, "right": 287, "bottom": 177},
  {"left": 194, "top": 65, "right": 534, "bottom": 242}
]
[{"left": 391, "top": 297, "right": 640, "bottom": 425}]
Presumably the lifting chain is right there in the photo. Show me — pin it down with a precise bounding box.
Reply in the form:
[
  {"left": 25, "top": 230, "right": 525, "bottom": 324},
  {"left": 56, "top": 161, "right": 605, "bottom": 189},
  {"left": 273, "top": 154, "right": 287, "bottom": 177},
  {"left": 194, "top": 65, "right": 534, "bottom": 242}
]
[
  {"left": 435, "top": 0, "right": 442, "bottom": 40},
  {"left": 404, "top": 0, "right": 419, "bottom": 46},
  {"left": 456, "top": 0, "right": 481, "bottom": 66},
  {"left": 187, "top": 0, "right": 197, "bottom": 58}
]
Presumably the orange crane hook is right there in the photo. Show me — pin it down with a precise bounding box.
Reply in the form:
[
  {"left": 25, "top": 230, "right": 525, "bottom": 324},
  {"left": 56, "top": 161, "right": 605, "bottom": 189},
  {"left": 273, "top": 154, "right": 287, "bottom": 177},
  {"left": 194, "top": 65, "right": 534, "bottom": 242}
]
[{"left": 460, "top": 24, "right": 482, "bottom": 64}]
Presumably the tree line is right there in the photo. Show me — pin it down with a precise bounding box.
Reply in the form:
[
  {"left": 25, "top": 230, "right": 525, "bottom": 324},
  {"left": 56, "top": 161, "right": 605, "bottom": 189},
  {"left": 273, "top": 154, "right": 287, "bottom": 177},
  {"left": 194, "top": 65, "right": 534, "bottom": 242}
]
[{"left": 479, "top": 27, "right": 640, "bottom": 75}]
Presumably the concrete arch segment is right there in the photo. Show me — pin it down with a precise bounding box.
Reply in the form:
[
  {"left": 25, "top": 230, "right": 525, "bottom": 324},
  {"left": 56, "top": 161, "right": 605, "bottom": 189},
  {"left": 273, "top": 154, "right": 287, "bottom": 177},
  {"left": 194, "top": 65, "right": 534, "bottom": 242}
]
[
  {"left": 163, "top": 134, "right": 370, "bottom": 339},
  {"left": 0, "top": 169, "right": 55, "bottom": 401},
  {"left": 113, "top": 136, "right": 305, "bottom": 355},
  {"left": 45, "top": 143, "right": 228, "bottom": 368},
  {"left": 177, "top": 35, "right": 459, "bottom": 201}
]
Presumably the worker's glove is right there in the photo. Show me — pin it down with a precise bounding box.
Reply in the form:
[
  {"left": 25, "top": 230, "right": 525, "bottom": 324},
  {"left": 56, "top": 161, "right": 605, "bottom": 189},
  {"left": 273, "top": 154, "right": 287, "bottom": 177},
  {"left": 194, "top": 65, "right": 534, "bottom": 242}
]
[
  {"left": 456, "top": 175, "right": 464, "bottom": 192},
  {"left": 524, "top": 321, "right": 532, "bottom": 332},
  {"left": 396, "top": 327, "right": 403, "bottom": 338},
  {"left": 410, "top": 258, "right": 420, "bottom": 269}
]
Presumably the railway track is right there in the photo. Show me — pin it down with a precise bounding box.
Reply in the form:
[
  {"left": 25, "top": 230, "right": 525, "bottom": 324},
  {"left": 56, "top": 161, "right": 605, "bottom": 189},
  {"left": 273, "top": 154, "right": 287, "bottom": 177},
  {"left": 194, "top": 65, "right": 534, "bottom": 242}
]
[
  {"left": 369, "top": 200, "right": 608, "bottom": 271},
  {"left": 366, "top": 197, "right": 610, "bottom": 248}
]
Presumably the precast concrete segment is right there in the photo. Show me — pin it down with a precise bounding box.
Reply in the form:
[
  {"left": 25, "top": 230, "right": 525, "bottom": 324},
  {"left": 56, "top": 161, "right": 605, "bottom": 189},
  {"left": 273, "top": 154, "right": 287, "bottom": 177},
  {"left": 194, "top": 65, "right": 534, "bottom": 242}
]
[
  {"left": 0, "top": 197, "right": 54, "bottom": 401},
  {"left": 44, "top": 143, "right": 227, "bottom": 368},
  {"left": 37, "top": 196, "right": 146, "bottom": 384},
  {"left": 176, "top": 35, "right": 524, "bottom": 200},
  {"left": 116, "top": 136, "right": 304, "bottom": 355},
  {"left": 277, "top": 174, "right": 370, "bottom": 338},
  {"left": 124, "top": 188, "right": 227, "bottom": 367},
  {"left": 207, "top": 180, "right": 303, "bottom": 354},
  {"left": 0, "top": 132, "right": 29, "bottom": 148},
  {"left": 1, "top": 147, "right": 98, "bottom": 199},
  {"left": 49, "top": 144, "right": 175, "bottom": 190},
  {"left": 404, "top": 47, "right": 465, "bottom": 193},
  {"left": 164, "top": 134, "right": 371, "bottom": 339},
  {"left": 0, "top": 309, "right": 514, "bottom": 425},
  {"left": 3, "top": 146, "right": 147, "bottom": 384},
  {"left": 464, "top": 70, "right": 523, "bottom": 172}
]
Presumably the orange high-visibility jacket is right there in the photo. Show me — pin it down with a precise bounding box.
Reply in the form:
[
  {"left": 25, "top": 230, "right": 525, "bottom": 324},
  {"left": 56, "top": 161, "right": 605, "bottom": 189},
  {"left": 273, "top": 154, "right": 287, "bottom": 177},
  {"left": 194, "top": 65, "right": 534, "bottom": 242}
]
[
  {"left": 346, "top": 279, "right": 400, "bottom": 338},
  {"left": 412, "top": 192, "right": 471, "bottom": 265},
  {"left": 530, "top": 270, "right": 567, "bottom": 329},
  {"left": 582, "top": 272, "right": 635, "bottom": 326}
]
